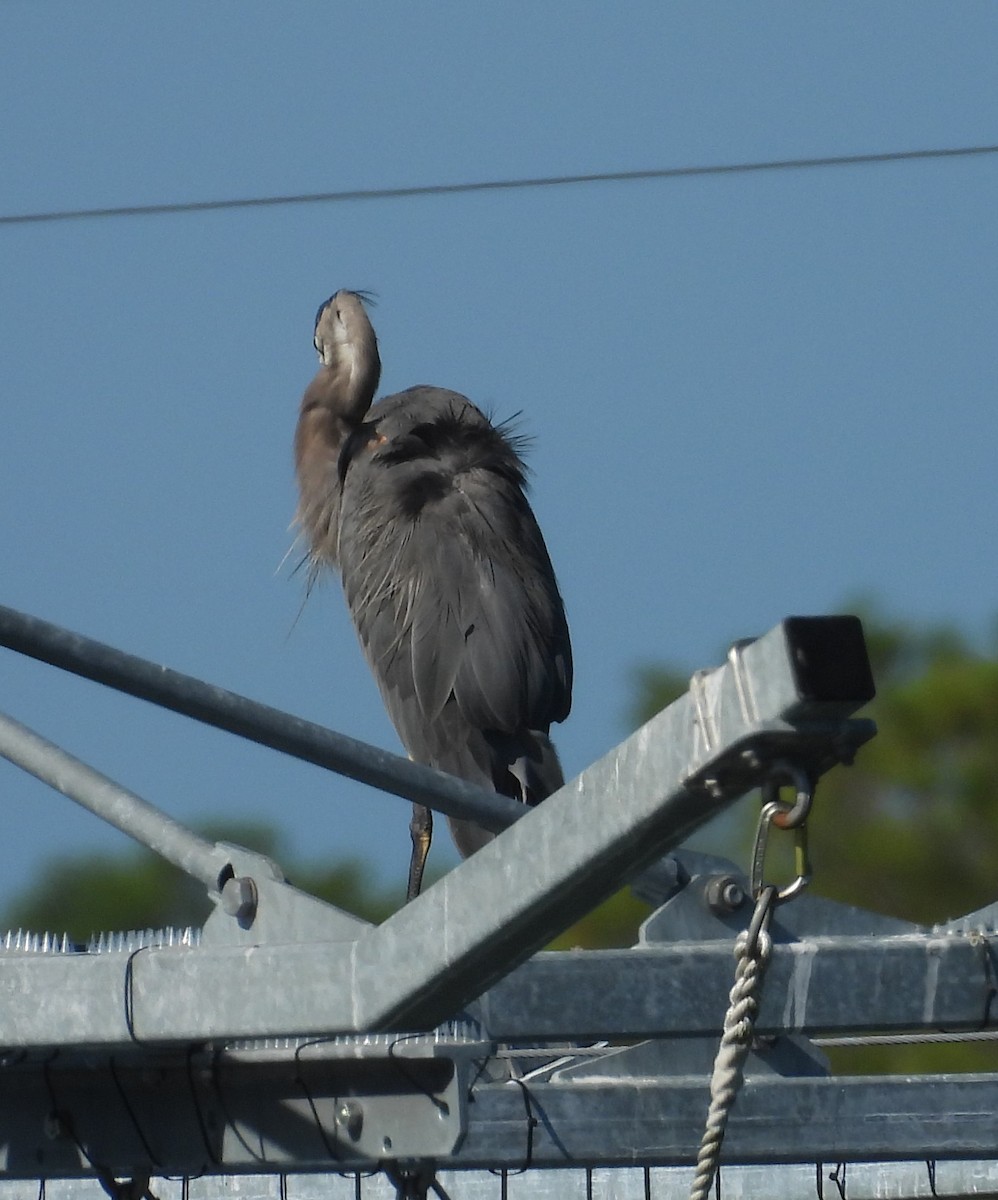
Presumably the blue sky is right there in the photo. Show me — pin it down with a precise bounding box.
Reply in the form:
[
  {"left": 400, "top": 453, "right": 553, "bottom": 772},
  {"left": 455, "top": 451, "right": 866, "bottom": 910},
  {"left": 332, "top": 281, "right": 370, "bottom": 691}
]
[{"left": 2, "top": 4, "right": 997, "bottom": 917}]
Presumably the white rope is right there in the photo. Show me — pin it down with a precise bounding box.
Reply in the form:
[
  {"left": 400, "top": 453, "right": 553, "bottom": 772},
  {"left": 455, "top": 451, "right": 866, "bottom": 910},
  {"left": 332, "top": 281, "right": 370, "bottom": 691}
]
[{"left": 689, "top": 895, "right": 774, "bottom": 1200}]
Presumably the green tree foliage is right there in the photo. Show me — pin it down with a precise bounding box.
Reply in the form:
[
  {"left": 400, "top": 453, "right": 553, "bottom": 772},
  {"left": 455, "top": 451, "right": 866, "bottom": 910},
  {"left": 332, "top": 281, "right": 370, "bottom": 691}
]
[{"left": 547, "top": 887, "right": 653, "bottom": 952}]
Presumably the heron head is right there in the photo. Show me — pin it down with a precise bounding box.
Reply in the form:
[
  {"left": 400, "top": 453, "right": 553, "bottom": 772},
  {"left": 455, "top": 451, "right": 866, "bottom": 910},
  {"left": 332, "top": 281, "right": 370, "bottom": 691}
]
[{"left": 312, "top": 290, "right": 382, "bottom": 420}]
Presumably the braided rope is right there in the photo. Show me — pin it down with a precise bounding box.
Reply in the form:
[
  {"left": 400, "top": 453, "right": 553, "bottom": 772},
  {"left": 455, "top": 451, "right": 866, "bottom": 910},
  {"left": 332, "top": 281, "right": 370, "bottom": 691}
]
[{"left": 688, "top": 893, "right": 774, "bottom": 1200}]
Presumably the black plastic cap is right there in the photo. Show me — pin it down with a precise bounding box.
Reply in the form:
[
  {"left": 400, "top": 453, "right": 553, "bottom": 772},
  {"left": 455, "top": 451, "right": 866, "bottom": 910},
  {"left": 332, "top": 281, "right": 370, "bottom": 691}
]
[{"left": 784, "top": 615, "right": 876, "bottom": 706}]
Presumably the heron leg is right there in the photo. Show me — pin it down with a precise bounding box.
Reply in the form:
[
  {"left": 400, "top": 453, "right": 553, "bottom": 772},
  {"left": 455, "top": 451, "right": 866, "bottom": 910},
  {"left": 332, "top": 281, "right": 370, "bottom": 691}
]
[{"left": 406, "top": 803, "right": 433, "bottom": 901}]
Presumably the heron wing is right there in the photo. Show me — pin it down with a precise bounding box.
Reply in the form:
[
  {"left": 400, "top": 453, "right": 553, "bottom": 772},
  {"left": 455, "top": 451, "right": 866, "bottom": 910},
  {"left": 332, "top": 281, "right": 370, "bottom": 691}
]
[{"left": 337, "top": 387, "right": 572, "bottom": 799}]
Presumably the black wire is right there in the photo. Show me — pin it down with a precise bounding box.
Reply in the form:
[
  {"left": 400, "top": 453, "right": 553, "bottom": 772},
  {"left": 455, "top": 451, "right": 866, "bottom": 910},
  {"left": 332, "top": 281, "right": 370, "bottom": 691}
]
[
  {"left": 183, "top": 1046, "right": 219, "bottom": 1168},
  {"left": 207, "top": 1046, "right": 271, "bottom": 1165},
  {"left": 1, "top": 143, "right": 996, "bottom": 227},
  {"left": 41, "top": 1056, "right": 148, "bottom": 1199},
  {"left": 387, "top": 1034, "right": 449, "bottom": 1114},
  {"left": 487, "top": 1078, "right": 536, "bottom": 1177},
  {"left": 829, "top": 1162, "right": 847, "bottom": 1200},
  {"left": 122, "top": 948, "right": 151, "bottom": 1044},
  {"left": 107, "top": 1056, "right": 162, "bottom": 1172},
  {"left": 428, "top": 1175, "right": 454, "bottom": 1200},
  {"left": 384, "top": 1163, "right": 451, "bottom": 1200},
  {"left": 292, "top": 1039, "right": 344, "bottom": 1162},
  {"left": 464, "top": 1054, "right": 492, "bottom": 1104},
  {"left": 974, "top": 934, "right": 997, "bottom": 1028}
]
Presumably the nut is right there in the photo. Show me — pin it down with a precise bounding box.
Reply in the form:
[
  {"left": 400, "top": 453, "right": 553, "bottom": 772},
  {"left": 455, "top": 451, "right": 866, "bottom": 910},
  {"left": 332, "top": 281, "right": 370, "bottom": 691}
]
[
  {"left": 705, "top": 875, "right": 746, "bottom": 914},
  {"left": 220, "top": 875, "right": 258, "bottom": 922}
]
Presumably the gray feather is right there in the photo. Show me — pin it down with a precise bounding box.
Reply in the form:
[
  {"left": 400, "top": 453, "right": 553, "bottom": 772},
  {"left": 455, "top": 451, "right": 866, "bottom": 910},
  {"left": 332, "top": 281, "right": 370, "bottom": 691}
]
[{"left": 337, "top": 387, "right": 572, "bottom": 833}]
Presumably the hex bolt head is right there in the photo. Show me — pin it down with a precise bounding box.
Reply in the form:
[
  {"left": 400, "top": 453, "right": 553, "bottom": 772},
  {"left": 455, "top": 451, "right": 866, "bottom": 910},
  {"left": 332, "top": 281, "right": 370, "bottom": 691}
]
[
  {"left": 705, "top": 875, "right": 746, "bottom": 914},
  {"left": 335, "top": 1100, "right": 364, "bottom": 1140},
  {"left": 220, "top": 875, "right": 258, "bottom": 922}
]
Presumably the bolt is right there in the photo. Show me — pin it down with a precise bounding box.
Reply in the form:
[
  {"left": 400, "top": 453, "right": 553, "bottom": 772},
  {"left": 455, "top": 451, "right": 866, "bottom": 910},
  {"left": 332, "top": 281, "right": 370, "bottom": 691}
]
[
  {"left": 335, "top": 1100, "right": 364, "bottom": 1141},
  {"left": 43, "top": 1112, "right": 64, "bottom": 1141},
  {"left": 740, "top": 748, "right": 762, "bottom": 771},
  {"left": 220, "top": 875, "right": 258, "bottom": 922},
  {"left": 705, "top": 875, "right": 746, "bottom": 915},
  {"left": 702, "top": 777, "right": 724, "bottom": 799}
]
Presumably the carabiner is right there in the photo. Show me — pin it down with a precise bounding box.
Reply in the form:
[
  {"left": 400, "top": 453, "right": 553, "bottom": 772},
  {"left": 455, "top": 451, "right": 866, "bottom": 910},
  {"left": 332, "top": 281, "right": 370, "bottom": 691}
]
[{"left": 751, "top": 799, "right": 811, "bottom": 903}]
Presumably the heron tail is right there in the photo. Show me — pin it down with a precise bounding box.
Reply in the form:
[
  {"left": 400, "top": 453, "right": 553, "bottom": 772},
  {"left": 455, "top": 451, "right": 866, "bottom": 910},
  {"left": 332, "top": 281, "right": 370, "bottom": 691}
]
[{"left": 446, "top": 729, "right": 565, "bottom": 859}]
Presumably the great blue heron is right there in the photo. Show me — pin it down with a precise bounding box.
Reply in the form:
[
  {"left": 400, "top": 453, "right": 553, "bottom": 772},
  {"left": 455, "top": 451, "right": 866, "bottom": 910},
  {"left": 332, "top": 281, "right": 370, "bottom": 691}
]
[{"left": 294, "top": 291, "right": 572, "bottom": 899}]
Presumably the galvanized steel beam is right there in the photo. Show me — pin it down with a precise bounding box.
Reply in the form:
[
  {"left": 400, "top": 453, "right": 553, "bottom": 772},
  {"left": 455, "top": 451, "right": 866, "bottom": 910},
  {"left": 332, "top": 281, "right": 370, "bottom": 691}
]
[
  {"left": 4, "top": 1060, "right": 998, "bottom": 1177},
  {"left": 476, "top": 929, "right": 998, "bottom": 1040},
  {"left": 3, "top": 921, "right": 992, "bottom": 1048}
]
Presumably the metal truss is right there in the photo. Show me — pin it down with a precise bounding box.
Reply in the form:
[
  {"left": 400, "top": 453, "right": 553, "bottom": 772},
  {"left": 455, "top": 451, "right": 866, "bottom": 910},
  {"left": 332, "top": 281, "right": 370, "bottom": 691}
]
[{"left": 2, "top": 607, "right": 997, "bottom": 1200}]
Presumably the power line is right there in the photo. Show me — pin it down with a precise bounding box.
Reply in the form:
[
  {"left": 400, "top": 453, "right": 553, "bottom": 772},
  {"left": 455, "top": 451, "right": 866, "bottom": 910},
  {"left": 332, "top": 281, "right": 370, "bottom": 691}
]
[{"left": 2, "top": 142, "right": 997, "bottom": 228}]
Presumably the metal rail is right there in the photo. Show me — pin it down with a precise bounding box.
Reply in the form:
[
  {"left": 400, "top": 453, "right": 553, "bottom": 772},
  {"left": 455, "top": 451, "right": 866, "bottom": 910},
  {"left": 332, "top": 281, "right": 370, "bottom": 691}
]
[
  {"left": 0, "top": 710, "right": 228, "bottom": 891},
  {"left": 0, "top": 602, "right": 524, "bottom": 832},
  {"left": 2, "top": 1163, "right": 998, "bottom": 1200}
]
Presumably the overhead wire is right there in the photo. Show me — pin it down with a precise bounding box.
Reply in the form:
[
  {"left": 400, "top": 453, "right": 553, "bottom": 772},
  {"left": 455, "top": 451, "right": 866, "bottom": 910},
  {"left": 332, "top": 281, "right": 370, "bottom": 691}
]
[{"left": 1, "top": 142, "right": 996, "bottom": 228}]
